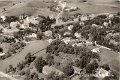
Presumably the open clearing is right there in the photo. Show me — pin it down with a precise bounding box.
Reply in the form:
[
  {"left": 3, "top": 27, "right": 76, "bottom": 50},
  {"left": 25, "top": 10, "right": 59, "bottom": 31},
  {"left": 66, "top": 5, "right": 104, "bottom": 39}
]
[{"left": 0, "top": 40, "right": 49, "bottom": 72}]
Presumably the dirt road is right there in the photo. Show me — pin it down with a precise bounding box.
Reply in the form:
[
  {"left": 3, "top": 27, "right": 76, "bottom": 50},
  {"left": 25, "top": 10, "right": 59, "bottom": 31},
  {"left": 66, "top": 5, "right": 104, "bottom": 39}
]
[{"left": 0, "top": 71, "right": 18, "bottom": 80}]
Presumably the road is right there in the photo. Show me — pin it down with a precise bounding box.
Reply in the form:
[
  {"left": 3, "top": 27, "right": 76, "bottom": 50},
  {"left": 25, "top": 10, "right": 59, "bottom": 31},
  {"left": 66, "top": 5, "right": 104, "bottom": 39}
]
[{"left": 0, "top": 71, "right": 18, "bottom": 80}]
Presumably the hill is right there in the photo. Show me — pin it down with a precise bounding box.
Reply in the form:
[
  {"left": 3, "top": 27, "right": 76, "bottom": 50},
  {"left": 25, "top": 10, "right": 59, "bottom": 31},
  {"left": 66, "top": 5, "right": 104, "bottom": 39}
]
[{"left": 0, "top": 0, "right": 120, "bottom": 17}]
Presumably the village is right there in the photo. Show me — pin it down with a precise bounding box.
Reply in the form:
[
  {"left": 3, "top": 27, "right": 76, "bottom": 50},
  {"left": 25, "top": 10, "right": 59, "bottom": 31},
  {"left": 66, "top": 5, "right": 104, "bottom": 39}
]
[{"left": 0, "top": 0, "right": 120, "bottom": 80}]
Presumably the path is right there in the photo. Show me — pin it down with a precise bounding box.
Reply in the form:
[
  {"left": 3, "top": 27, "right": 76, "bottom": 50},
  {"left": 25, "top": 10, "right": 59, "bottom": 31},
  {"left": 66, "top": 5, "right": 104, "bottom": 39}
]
[{"left": 0, "top": 71, "right": 18, "bottom": 80}]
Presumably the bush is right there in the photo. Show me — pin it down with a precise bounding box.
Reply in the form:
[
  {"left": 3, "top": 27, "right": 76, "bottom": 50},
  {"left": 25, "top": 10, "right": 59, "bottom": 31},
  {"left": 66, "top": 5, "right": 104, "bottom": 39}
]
[
  {"left": 34, "top": 57, "right": 46, "bottom": 73},
  {"left": 46, "top": 53, "right": 54, "bottom": 66},
  {"left": 101, "top": 64, "right": 110, "bottom": 71},
  {"left": 17, "top": 62, "right": 24, "bottom": 71},
  {"left": 18, "top": 70, "right": 25, "bottom": 75},
  {"left": 25, "top": 53, "right": 36, "bottom": 64},
  {"left": 0, "top": 47, "right": 3, "bottom": 52},
  {"left": 86, "top": 60, "right": 98, "bottom": 74},
  {"left": 63, "top": 64, "right": 74, "bottom": 76}
]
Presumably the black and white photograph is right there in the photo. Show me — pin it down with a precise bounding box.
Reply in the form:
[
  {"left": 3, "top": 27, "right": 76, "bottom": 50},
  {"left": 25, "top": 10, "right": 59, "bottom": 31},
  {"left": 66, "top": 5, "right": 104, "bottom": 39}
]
[{"left": 0, "top": 0, "right": 120, "bottom": 80}]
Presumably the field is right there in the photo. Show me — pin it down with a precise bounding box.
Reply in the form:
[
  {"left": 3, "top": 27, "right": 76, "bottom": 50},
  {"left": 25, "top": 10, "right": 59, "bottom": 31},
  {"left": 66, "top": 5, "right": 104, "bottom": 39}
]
[
  {"left": 0, "top": 40, "right": 49, "bottom": 72},
  {"left": 88, "top": 45, "right": 120, "bottom": 78},
  {"left": 0, "top": 0, "right": 120, "bottom": 16}
]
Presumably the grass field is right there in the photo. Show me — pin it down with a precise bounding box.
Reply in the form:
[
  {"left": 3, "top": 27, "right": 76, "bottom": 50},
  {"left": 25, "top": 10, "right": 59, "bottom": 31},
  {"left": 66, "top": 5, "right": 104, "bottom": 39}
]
[
  {"left": 0, "top": 0, "right": 120, "bottom": 17},
  {"left": 88, "top": 45, "right": 120, "bottom": 76},
  {"left": 0, "top": 40, "right": 49, "bottom": 72}
]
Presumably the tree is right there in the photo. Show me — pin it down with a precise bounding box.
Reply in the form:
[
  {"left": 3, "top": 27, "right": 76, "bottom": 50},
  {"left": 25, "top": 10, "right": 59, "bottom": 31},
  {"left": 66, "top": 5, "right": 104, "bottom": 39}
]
[
  {"left": 17, "top": 62, "right": 24, "bottom": 71},
  {"left": 101, "top": 64, "right": 110, "bottom": 71},
  {"left": 74, "top": 59, "right": 81, "bottom": 67},
  {"left": 0, "top": 48, "right": 3, "bottom": 52},
  {"left": 37, "top": 31, "right": 43, "bottom": 40},
  {"left": 103, "top": 76, "right": 110, "bottom": 80},
  {"left": 80, "top": 56, "right": 90, "bottom": 69},
  {"left": 40, "top": 78, "right": 44, "bottom": 80},
  {"left": 47, "top": 71, "right": 64, "bottom": 80},
  {"left": 46, "top": 53, "right": 54, "bottom": 66},
  {"left": 63, "top": 64, "right": 74, "bottom": 76},
  {"left": 8, "top": 65, "right": 14, "bottom": 72},
  {"left": 34, "top": 57, "right": 46, "bottom": 73},
  {"left": 25, "top": 53, "right": 36, "bottom": 64},
  {"left": 47, "top": 71, "right": 55, "bottom": 80},
  {"left": 86, "top": 60, "right": 98, "bottom": 74},
  {"left": 89, "top": 76, "right": 98, "bottom": 80},
  {"left": 25, "top": 69, "right": 31, "bottom": 80},
  {"left": 31, "top": 72, "right": 40, "bottom": 80}
]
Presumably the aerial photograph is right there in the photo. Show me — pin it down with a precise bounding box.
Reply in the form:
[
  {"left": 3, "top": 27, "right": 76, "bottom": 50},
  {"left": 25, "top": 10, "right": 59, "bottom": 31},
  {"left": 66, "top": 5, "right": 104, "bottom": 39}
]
[{"left": 0, "top": 0, "right": 120, "bottom": 80}]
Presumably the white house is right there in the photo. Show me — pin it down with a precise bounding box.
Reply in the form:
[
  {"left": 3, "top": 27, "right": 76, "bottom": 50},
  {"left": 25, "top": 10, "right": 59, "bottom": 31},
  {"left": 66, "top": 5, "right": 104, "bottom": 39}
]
[
  {"left": 68, "top": 25, "right": 74, "bottom": 31},
  {"left": 94, "top": 68, "right": 110, "bottom": 78},
  {"left": 0, "top": 15, "right": 6, "bottom": 22},
  {"left": 26, "top": 16, "right": 39, "bottom": 25},
  {"left": 27, "top": 33, "right": 37, "bottom": 38},
  {"left": 91, "top": 48, "right": 100, "bottom": 53},
  {"left": 64, "top": 31, "right": 71, "bottom": 36},
  {"left": 74, "top": 32, "right": 81, "bottom": 39},
  {"left": 10, "top": 21, "right": 20, "bottom": 29},
  {"left": 0, "top": 52, "right": 5, "bottom": 56},
  {"left": 103, "top": 22, "right": 109, "bottom": 27},
  {"left": 62, "top": 37, "right": 71, "bottom": 44},
  {"left": 80, "top": 15, "right": 89, "bottom": 21},
  {"left": 44, "top": 30, "right": 52, "bottom": 37},
  {"left": 47, "top": 39, "right": 55, "bottom": 43},
  {"left": 20, "top": 23, "right": 29, "bottom": 29}
]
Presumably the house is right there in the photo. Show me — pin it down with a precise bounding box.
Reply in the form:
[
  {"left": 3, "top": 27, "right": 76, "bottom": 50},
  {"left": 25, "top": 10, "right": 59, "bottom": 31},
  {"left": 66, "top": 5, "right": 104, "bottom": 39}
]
[
  {"left": 42, "top": 65, "right": 64, "bottom": 76},
  {"left": 26, "top": 16, "right": 39, "bottom": 25},
  {"left": 103, "top": 22, "right": 109, "bottom": 27},
  {"left": 63, "top": 31, "right": 71, "bottom": 36},
  {"left": 20, "top": 23, "right": 29, "bottom": 29},
  {"left": 10, "top": 21, "right": 20, "bottom": 29},
  {"left": 27, "top": 33, "right": 37, "bottom": 38},
  {"left": 94, "top": 68, "right": 110, "bottom": 78},
  {"left": 74, "top": 32, "right": 81, "bottom": 39},
  {"left": 80, "top": 15, "right": 89, "bottom": 21},
  {"left": 44, "top": 30, "right": 52, "bottom": 38},
  {"left": 62, "top": 37, "right": 71, "bottom": 44},
  {"left": 68, "top": 25, "right": 73, "bottom": 31},
  {"left": 47, "top": 39, "right": 55, "bottom": 43},
  {"left": 108, "top": 14, "right": 114, "bottom": 19},
  {"left": 89, "top": 14, "right": 96, "bottom": 19},
  {"left": 0, "top": 15, "right": 6, "bottom": 22},
  {"left": 91, "top": 48, "right": 100, "bottom": 53}
]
